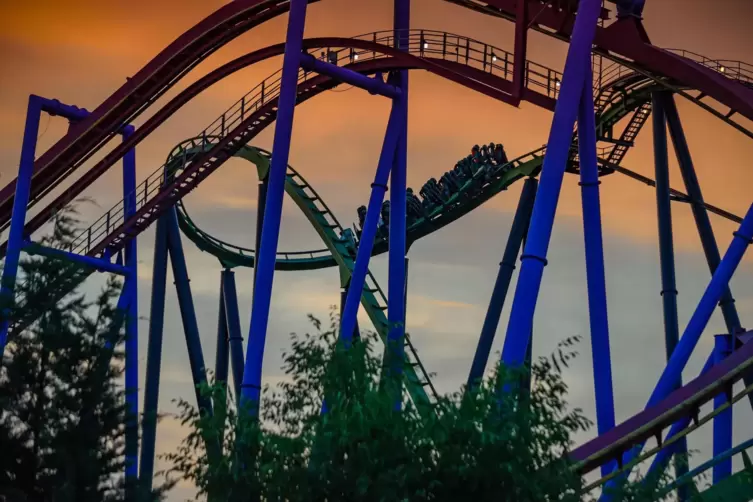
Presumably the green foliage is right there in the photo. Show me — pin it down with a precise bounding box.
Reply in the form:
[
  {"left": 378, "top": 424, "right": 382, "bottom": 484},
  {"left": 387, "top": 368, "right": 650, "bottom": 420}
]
[
  {"left": 165, "top": 310, "right": 676, "bottom": 501},
  {"left": 0, "top": 205, "right": 166, "bottom": 501}
]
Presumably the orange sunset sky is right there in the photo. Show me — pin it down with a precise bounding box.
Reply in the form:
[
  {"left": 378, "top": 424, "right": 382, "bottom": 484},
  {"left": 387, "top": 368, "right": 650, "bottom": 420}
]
[{"left": 1, "top": 1, "right": 752, "bottom": 498}]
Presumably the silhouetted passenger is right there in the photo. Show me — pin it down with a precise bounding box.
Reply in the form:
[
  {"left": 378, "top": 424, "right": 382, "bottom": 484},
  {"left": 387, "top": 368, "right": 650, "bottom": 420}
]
[
  {"left": 356, "top": 205, "right": 368, "bottom": 237},
  {"left": 406, "top": 188, "right": 424, "bottom": 222}
]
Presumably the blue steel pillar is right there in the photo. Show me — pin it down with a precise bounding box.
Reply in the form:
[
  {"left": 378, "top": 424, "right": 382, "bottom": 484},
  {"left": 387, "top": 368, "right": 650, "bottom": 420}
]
[
  {"left": 222, "top": 269, "right": 245, "bottom": 400},
  {"left": 651, "top": 91, "right": 689, "bottom": 499},
  {"left": 215, "top": 274, "right": 230, "bottom": 386},
  {"left": 467, "top": 177, "right": 537, "bottom": 391},
  {"left": 339, "top": 104, "right": 403, "bottom": 344},
  {"left": 165, "top": 207, "right": 213, "bottom": 415},
  {"left": 138, "top": 215, "right": 169, "bottom": 493},
  {"left": 385, "top": 0, "right": 410, "bottom": 408},
  {"left": 578, "top": 74, "right": 616, "bottom": 457},
  {"left": 501, "top": 0, "right": 603, "bottom": 368},
  {"left": 242, "top": 0, "right": 307, "bottom": 409},
  {"left": 0, "top": 95, "right": 43, "bottom": 356},
  {"left": 712, "top": 334, "right": 733, "bottom": 484},
  {"left": 122, "top": 127, "right": 139, "bottom": 488}
]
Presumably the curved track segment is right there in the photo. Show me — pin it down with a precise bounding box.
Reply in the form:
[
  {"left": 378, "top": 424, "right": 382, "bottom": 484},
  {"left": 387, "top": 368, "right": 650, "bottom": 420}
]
[
  {"left": 170, "top": 140, "right": 437, "bottom": 413},
  {"left": 447, "top": 0, "right": 753, "bottom": 121},
  {"left": 8, "top": 29, "right": 750, "bottom": 257},
  {"left": 0, "top": 0, "right": 306, "bottom": 234}
]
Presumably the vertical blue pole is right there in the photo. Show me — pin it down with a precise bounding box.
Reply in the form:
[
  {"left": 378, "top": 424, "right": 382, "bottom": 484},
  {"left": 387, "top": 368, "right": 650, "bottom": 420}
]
[
  {"left": 501, "top": 0, "right": 602, "bottom": 368},
  {"left": 467, "top": 177, "right": 537, "bottom": 391},
  {"left": 578, "top": 76, "right": 616, "bottom": 469},
  {"left": 215, "top": 273, "right": 230, "bottom": 386},
  {"left": 712, "top": 334, "right": 733, "bottom": 484},
  {"left": 122, "top": 128, "right": 139, "bottom": 489},
  {"left": 662, "top": 95, "right": 742, "bottom": 334},
  {"left": 651, "top": 92, "right": 689, "bottom": 498},
  {"left": 339, "top": 104, "right": 403, "bottom": 344},
  {"left": 0, "top": 95, "right": 42, "bottom": 356},
  {"left": 165, "top": 207, "right": 213, "bottom": 415},
  {"left": 253, "top": 179, "right": 267, "bottom": 300},
  {"left": 138, "top": 215, "right": 169, "bottom": 494},
  {"left": 386, "top": 0, "right": 410, "bottom": 408},
  {"left": 242, "top": 0, "right": 307, "bottom": 408},
  {"left": 222, "top": 269, "right": 245, "bottom": 400}
]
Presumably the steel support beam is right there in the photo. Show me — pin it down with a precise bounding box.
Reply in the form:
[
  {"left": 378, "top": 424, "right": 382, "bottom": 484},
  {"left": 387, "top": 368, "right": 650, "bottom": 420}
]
[
  {"left": 242, "top": 0, "right": 308, "bottom": 409},
  {"left": 22, "top": 243, "right": 130, "bottom": 275},
  {"left": 651, "top": 91, "right": 689, "bottom": 499},
  {"left": 138, "top": 215, "right": 169, "bottom": 494},
  {"left": 578, "top": 77, "right": 616, "bottom": 466},
  {"left": 0, "top": 95, "right": 42, "bottom": 355},
  {"left": 339, "top": 103, "right": 403, "bottom": 345},
  {"left": 512, "top": 0, "right": 528, "bottom": 98},
  {"left": 663, "top": 95, "right": 743, "bottom": 335},
  {"left": 300, "top": 54, "right": 402, "bottom": 99},
  {"left": 467, "top": 177, "right": 537, "bottom": 391},
  {"left": 501, "top": 0, "right": 603, "bottom": 368},
  {"left": 215, "top": 274, "right": 230, "bottom": 387},
  {"left": 122, "top": 127, "right": 139, "bottom": 490},
  {"left": 713, "top": 334, "right": 733, "bottom": 484},
  {"left": 166, "top": 207, "right": 213, "bottom": 415},
  {"left": 222, "top": 269, "right": 245, "bottom": 400},
  {"left": 385, "top": 0, "right": 411, "bottom": 410}
]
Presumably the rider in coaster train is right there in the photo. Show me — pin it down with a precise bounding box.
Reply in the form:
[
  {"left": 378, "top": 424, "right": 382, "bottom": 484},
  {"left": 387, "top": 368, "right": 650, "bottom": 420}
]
[
  {"left": 379, "top": 200, "right": 391, "bottom": 239},
  {"left": 356, "top": 205, "right": 367, "bottom": 237},
  {"left": 406, "top": 188, "right": 424, "bottom": 223},
  {"left": 341, "top": 227, "right": 358, "bottom": 254}
]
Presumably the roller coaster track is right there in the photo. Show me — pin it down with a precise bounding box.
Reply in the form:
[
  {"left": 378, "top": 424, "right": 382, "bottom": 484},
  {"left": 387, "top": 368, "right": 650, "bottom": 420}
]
[
  {"left": 2, "top": 1, "right": 752, "bottom": 485},
  {"left": 172, "top": 141, "right": 438, "bottom": 412},
  {"left": 1, "top": 0, "right": 752, "bottom": 242}
]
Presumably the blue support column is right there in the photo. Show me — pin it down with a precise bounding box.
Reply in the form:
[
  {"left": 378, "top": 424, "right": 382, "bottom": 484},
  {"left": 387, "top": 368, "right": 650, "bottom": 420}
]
[
  {"left": 651, "top": 92, "right": 689, "bottom": 498},
  {"left": 712, "top": 334, "right": 733, "bottom": 484},
  {"left": 138, "top": 215, "right": 169, "bottom": 494},
  {"left": 339, "top": 103, "right": 403, "bottom": 344},
  {"left": 300, "top": 54, "right": 402, "bottom": 99},
  {"left": 0, "top": 95, "right": 42, "bottom": 356},
  {"left": 122, "top": 127, "right": 139, "bottom": 489},
  {"left": 215, "top": 274, "right": 230, "bottom": 386},
  {"left": 467, "top": 177, "right": 537, "bottom": 391},
  {"left": 501, "top": 0, "right": 603, "bottom": 368},
  {"left": 386, "top": 0, "right": 410, "bottom": 409},
  {"left": 165, "top": 207, "right": 213, "bottom": 415},
  {"left": 222, "top": 269, "right": 245, "bottom": 400},
  {"left": 578, "top": 74, "right": 616, "bottom": 457},
  {"left": 242, "top": 0, "right": 307, "bottom": 408}
]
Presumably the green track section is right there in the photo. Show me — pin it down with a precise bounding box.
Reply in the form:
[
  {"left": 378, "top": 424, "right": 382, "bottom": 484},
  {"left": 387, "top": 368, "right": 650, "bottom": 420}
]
[{"left": 168, "top": 141, "right": 438, "bottom": 414}]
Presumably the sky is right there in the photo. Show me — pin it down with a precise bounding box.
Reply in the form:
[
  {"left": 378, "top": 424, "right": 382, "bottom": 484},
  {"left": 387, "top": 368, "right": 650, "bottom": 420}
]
[{"left": 1, "top": 0, "right": 753, "bottom": 499}]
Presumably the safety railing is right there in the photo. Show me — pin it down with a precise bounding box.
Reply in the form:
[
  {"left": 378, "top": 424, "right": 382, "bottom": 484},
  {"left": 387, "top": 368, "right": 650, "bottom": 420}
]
[
  {"left": 667, "top": 48, "right": 753, "bottom": 87},
  {"left": 64, "top": 29, "right": 565, "bottom": 261}
]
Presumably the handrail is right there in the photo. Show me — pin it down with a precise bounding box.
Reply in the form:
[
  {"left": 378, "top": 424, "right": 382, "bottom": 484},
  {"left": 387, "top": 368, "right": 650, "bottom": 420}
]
[{"left": 63, "top": 29, "right": 565, "bottom": 260}]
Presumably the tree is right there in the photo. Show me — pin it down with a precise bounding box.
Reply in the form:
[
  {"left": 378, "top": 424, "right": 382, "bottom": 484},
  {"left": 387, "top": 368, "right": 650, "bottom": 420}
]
[
  {"left": 0, "top": 207, "right": 165, "bottom": 501},
  {"left": 166, "top": 309, "right": 671, "bottom": 501}
]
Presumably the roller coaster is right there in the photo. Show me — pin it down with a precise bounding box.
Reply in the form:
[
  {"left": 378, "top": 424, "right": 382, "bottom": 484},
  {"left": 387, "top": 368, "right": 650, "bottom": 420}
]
[{"left": 1, "top": 0, "right": 753, "bottom": 499}]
